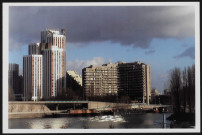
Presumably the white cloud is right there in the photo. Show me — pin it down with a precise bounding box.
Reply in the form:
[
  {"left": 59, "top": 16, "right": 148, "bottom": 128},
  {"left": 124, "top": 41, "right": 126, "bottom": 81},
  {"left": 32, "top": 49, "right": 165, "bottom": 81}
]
[{"left": 66, "top": 57, "right": 106, "bottom": 74}]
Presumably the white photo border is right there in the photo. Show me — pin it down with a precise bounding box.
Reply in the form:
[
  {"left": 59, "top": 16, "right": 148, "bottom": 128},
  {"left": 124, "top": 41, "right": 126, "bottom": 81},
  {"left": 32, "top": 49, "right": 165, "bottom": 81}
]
[{"left": 3, "top": 2, "right": 200, "bottom": 133}]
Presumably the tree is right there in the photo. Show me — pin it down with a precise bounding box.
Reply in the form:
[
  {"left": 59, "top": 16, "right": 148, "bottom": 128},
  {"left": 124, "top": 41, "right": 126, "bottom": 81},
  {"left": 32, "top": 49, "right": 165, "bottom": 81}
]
[
  {"left": 169, "top": 65, "right": 195, "bottom": 113},
  {"left": 182, "top": 67, "right": 188, "bottom": 113},
  {"left": 187, "top": 65, "right": 195, "bottom": 113},
  {"left": 169, "top": 68, "right": 182, "bottom": 113}
]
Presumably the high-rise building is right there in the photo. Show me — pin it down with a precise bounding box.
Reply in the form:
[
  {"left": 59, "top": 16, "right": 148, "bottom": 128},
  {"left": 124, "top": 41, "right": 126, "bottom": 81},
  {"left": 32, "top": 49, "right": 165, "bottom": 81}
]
[
  {"left": 82, "top": 61, "right": 151, "bottom": 104},
  {"left": 40, "top": 29, "right": 66, "bottom": 98},
  {"left": 23, "top": 28, "right": 66, "bottom": 100},
  {"left": 8, "top": 63, "right": 20, "bottom": 94},
  {"left": 118, "top": 61, "right": 151, "bottom": 104},
  {"left": 28, "top": 43, "right": 40, "bottom": 55},
  {"left": 23, "top": 55, "right": 43, "bottom": 101}
]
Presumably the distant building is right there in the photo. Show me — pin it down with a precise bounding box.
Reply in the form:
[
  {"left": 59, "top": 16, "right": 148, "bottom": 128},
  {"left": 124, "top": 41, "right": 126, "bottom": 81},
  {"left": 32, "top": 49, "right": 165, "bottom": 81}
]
[
  {"left": 151, "top": 89, "right": 160, "bottom": 97},
  {"left": 23, "top": 55, "right": 43, "bottom": 101},
  {"left": 82, "top": 62, "right": 119, "bottom": 98},
  {"left": 16, "top": 75, "right": 24, "bottom": 101},
  {"left": 151, "top": 89, "right": 160, "bottom": 103},
  {"left": 82, "top": 61, "right": 151, "bottom": 104},
  {"left": 8, "top": 63, "right": 20, "bottom": 94},
  {"left": 164, "top": 89, "right": 171, "bottom": 95},
  {"left": 67, "top": 70, "right": 82, "bottom": 86}
]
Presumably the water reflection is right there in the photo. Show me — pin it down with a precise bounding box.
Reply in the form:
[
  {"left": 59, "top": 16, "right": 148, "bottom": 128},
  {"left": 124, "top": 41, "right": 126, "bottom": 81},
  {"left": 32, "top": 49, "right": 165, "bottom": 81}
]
[
  {"left": 30, "top": 120, "right": 44, "bottom": 129},
  {"left": 87, "top": 115, "right": 126, "bottom": 123},
  {"left": 9, "top": 113, "right": 172, "bottom": 129}
]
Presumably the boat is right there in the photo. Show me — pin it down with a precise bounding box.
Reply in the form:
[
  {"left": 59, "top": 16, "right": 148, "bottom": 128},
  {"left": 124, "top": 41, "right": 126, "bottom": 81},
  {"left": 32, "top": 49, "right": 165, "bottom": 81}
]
[
  {"left": 69, "top": 109, "right": 99, "bottom": 116},
  {"left": 153, "top": 107, "right": 159, "bottom": 113}
]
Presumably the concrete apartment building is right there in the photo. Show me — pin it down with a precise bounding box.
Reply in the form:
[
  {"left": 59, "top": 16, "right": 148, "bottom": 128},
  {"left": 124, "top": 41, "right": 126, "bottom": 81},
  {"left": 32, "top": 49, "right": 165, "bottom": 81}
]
[
  {"left": 82, "top": 62, "right": 119, "bottom": 97},
  {"left": 118, "top": 61, "right": 151, "bottom": 104},
  {"left": 23, "top": 29, "right": 66, "bottom": 101},
  {"left": 67, "top": 70, "right": 82, "bottom": 86},
  {"left": 82, "top": 61, "right": 151, "bottom": 104}
]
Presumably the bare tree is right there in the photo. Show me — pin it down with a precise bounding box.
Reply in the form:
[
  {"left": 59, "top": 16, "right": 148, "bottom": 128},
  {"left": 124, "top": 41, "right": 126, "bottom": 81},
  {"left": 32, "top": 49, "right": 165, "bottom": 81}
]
[
  {"left": 169, "top": 68, "right": 182, "bottom": 113},
  {"left": 169, "top": 65, "right": 195, "bottom": 113},
  {"left": 182, "top": 67, "right": 188, "bottom": 113},
  {"left": 187, "top": 65, "right": 195, "bottom": 113}
]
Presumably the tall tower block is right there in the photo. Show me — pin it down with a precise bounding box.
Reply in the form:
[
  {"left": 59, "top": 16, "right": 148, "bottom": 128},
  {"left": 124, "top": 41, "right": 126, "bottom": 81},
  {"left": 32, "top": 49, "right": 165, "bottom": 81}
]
[{"left": 41, "top": 29, "right": 66, "bottom": 98}]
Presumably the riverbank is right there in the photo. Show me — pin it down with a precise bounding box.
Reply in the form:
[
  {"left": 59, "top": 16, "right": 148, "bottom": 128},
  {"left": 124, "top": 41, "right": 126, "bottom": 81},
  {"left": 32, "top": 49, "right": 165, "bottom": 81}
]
[
  {"left": 8, "top": 101, "right": 173, "bottom": 119},
  {"left": 167, "top": 112, "right": 195, "bottom": 128},
  {"left": 8, "top": 111, "right": 67, "bottom": 119}
]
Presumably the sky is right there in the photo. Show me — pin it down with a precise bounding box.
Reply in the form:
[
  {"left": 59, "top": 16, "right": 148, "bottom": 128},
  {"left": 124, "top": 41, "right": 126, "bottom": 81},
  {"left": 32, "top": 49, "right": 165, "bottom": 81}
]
[{"left": 9, "top": 6, "right": 195, "bottom": 93}]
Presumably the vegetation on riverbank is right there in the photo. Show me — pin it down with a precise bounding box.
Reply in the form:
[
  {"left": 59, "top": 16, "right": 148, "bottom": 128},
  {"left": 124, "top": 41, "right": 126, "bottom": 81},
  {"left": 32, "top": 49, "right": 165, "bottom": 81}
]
[
  {"left": 166, "top": 65, "right": 195, "bottom": 128},
  {"left": 167, "top": 112, "right": 195, "bottom": 128},
  {"left": 169, "top": 65, "right": 195, "bottom": 113}
]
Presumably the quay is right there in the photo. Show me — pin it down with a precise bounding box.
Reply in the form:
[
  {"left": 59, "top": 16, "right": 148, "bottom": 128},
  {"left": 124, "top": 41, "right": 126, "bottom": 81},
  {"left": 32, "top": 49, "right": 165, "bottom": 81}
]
[{"left": 8, "top": 101, "right": 172, "bottom": 118}]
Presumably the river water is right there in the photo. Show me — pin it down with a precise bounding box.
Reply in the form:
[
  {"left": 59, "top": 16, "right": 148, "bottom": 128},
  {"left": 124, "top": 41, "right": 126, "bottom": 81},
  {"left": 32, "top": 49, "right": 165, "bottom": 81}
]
[{"left": 9, "top": 113, "right": 173, "bottom": 129}]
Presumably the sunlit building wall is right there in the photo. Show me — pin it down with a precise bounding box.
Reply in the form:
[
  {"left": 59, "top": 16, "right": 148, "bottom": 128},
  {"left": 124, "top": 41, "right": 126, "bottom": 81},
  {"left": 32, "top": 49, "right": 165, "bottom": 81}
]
[
  {"left": 23, "top": 55, "right": 43, "bottom": 101},
  {"left": 40, "top": 29, "right": 66, "bottom": 98},
  {"left": 82, "top": 62, "right": 119, "bottom": 98}
]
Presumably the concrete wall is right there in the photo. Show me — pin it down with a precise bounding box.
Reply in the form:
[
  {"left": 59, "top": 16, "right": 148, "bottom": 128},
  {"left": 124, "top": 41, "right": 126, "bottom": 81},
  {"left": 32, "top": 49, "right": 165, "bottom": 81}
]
[
  {"left": 9, "top": 103, "right": 50, "bottom": 113},
  {"left": 88, "top": 101, "right": 172, "bottom": 111},
  {"left": 88, "top": 101, "right": 131, "bottom": 109}
]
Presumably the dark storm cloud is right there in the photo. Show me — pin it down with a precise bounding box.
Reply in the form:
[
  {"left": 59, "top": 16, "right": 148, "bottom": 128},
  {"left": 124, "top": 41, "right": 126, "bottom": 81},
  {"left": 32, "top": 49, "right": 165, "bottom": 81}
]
[
  {"left": 174, "top": 46, "right": 195, "bottom": 59},
  {"left": 9, "top": 6, "right": 195, "bottom": 50}
]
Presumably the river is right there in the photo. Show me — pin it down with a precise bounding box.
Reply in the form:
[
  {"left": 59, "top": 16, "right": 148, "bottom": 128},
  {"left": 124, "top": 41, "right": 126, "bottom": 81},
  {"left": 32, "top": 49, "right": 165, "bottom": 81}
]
[{"left": 9, "top": 113, "right": 174, "bottom": 129}]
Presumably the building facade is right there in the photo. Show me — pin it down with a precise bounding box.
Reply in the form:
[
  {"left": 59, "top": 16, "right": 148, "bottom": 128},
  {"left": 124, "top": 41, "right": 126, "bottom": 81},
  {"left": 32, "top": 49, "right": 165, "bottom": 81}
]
[
  {"left": 23, "top": 55, "right": 43, "bottom": 101},
  {"left": 118, "top": 61, "right": 151, "bottom": 104},
  {"left": 82, "top": 61, "right": 151, "bottom": 104},
  {"left": 28, "top": 43, "right": 40, "bottom": 55},
  {"left": 82, "top": 62, "right": 119, "bottom": 98},
  {"left": 40, "top": 29, "right": 66, "bottom": 98},
  {"left": 23, "top": 29, "right": 66, "bottom": 100},
  {"left": 8, "top": 63, "right": 20, "bottom": 95},
  {"left": 67, "top": 70, "right": 82, "bottom": 86}
]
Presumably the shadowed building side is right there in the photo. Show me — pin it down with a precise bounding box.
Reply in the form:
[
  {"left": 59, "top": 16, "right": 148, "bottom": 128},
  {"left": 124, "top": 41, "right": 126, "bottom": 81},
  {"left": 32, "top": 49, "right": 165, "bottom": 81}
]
[
  {"left": 118, "top": 61, "right": 151, "bottom": 104},
  {"left": 8, "top": 64, "right": 20, "bottom": 93}
]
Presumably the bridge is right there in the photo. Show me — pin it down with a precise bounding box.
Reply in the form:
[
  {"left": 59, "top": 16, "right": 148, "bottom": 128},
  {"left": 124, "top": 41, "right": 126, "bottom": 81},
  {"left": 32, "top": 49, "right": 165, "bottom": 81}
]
[
  {"left": 9, "top": 101, "right": 172, "bottom": 111},
  {"left": 8, "top": 101, "right": 172, "bottom": 118},
  {"left": 9, "top": 101, "right": 89, "bottom": 104}
]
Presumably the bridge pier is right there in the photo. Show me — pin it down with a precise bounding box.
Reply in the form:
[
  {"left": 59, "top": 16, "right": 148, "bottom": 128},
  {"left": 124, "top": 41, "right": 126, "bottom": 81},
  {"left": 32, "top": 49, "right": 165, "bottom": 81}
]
[{"left": 56, "top": 104, "right": 59, "bottom": 111}]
